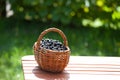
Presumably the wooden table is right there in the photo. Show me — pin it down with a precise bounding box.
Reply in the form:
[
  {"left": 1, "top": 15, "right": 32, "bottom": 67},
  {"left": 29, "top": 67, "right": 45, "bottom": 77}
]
[{"left": 22, "top": 55, "right": 120, "bottom": 80}]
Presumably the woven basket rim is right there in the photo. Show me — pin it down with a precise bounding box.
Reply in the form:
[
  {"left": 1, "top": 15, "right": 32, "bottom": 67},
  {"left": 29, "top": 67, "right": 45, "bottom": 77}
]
[
  {"left": 40, "top": 46, "right": 70, "bottom": 53},
  {"left": 34, "top": 42, "right": 70, "bottom": 54}
]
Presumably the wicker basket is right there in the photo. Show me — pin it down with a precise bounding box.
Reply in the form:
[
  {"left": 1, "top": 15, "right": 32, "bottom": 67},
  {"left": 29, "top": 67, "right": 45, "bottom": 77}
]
[{"left": 33, "top": 28, "right": 70, "bottom": 73}]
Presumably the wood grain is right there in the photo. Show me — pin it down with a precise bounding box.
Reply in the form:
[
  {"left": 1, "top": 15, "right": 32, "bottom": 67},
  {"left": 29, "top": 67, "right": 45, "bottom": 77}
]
[{"left": 22, "top": 55, "right": 120, "bottom": 80}]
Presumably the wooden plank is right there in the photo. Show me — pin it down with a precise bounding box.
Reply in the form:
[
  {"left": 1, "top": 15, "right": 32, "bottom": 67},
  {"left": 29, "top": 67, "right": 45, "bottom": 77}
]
[
  {"left": 23, "top": 68, "right": 120, "bottom": 73},
  {"left": 22, "top": 65, "right": 120, "bottom": 70},
  {"left": 22, "top": 60, "right": 120, "bottom": 68},
  {"left": 22, "top": 65, "right": 120, "bottom": 75},
  {"left": 69, "top": 56, "right": 120, "bottom": 64},
  {"left": 22, "top": 55, "right": 35, "bottom": 61},
  {"left": 23, "top": 69, "right": 120, "bottom": 75},
  {"left": 22, "top": 55, "right": 120, "bottom": 63},
  {"left": 21, "top": 55, "right": 120, "bottom": 80},
  {"left": 24, "top": 74, "right": 120, "bottom": 80}
]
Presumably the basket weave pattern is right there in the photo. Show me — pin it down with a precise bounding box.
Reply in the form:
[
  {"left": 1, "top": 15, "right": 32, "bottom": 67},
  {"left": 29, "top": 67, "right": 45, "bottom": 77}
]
[{"left": 33, "top": 28, "right": 70, "bottom": 72}]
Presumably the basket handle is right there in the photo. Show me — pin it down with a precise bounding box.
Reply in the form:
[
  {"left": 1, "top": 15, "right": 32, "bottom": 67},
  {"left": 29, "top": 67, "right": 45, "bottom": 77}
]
[{"left": 36, "top": 28, "right": 68, "bottom": 49}]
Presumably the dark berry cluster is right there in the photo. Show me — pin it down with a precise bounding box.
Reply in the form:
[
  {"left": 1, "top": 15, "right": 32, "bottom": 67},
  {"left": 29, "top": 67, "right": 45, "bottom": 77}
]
[{"left": 40, "top": 39, "right": 67, "bottom": 51}]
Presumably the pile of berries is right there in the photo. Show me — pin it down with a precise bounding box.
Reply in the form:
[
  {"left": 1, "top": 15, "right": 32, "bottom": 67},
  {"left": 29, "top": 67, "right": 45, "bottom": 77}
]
[{"left": 40, "top": 39, "right": 67, "bottom": 51}]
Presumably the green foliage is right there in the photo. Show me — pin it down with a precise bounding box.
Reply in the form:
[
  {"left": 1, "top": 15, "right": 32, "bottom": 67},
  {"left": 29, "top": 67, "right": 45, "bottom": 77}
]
[
  {"left": 8, "top": 0, "right": 120, "bottom": 29},
  {"left": 0, "top": 0, "right": 6, "bottom": 17}
]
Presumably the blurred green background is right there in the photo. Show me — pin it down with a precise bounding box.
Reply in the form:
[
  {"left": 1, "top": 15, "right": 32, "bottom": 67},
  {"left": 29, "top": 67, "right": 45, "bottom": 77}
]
[{"left": 0, "top": 0, "right": 120, "bottom": 80}]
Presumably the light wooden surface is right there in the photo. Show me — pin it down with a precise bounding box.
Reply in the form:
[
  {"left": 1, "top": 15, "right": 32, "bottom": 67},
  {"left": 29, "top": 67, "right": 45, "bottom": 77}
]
[{"left": 22, "top": 55, "right": 120, "bottom": 80}]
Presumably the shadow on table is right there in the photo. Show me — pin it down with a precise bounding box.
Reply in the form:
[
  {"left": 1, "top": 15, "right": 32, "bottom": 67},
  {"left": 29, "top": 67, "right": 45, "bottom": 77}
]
[{"left": 32, "top": 66, "right": 70, "bottom": 80}]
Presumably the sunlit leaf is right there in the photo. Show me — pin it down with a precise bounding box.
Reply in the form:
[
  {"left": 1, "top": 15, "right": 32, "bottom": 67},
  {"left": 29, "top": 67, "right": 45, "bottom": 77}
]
[
  {"left": 82, "top": 19, "right": 91, "bottom": 26},
  {"left": 102, "top": 6, "right": 112, "bottom": 12},
  {"left": 90, "top": 18, "right": 103, "bottom": 28},
  {"left": 96, "top": 0, "right": 104, "bottom": 7},
  {"left": 116, "top": 6, "right": 120, "bottom": 12},
  {"left": 112, "top": 11, "right": 120, "bottom": 20},
  {"left": 83, "top": 7, "right": 89, "bottom": 13}
]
